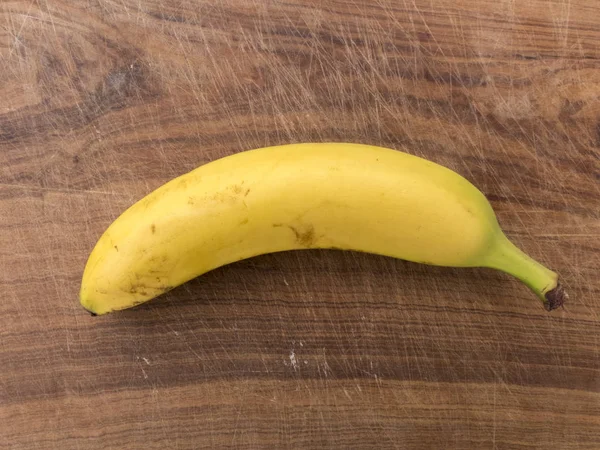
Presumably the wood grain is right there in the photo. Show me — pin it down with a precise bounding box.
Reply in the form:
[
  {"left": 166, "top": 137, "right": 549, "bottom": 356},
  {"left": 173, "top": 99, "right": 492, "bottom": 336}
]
[{"left": 1, "top": 0, "right": 599, "bottom": 448}]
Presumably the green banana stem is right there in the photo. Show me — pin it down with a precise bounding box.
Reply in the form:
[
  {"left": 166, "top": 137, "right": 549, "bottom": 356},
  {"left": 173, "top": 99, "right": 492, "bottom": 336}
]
[{"left": 484, "top": 234, "right": 566, "bottom": 311}]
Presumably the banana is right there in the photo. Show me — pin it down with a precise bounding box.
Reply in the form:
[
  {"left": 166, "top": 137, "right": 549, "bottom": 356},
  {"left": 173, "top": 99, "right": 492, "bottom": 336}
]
[{"left": 80, "top": 143, "right": 565, "bottom": 315}]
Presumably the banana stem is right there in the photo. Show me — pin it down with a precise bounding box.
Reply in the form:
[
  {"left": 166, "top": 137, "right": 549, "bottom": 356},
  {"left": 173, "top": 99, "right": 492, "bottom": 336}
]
[{"left": 484, "top": 235, "right": 566, "bottom": 311}]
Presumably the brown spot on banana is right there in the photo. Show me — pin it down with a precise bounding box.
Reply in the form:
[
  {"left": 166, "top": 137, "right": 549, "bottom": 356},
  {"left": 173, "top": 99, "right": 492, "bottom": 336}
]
[{"left": 273, "top": 223, "right": 316, "bottom": 247}]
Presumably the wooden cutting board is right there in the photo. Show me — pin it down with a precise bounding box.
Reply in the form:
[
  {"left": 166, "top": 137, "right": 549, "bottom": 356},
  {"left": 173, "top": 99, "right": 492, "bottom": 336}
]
[{"left": 1, "top": 0, "right": 599, "bottom": 448}]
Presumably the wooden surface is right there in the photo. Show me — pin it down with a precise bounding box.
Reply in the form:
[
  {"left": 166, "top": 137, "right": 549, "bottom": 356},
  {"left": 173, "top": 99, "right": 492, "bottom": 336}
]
[{"left": 1, "top": 0, "right": 599, "bottom": 448}]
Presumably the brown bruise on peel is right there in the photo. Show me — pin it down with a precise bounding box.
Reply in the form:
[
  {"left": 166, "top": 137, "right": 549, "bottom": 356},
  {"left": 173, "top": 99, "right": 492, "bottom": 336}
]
[
  {"left": 273, "top": 223, "right": 316, "bottom": 247},
  {"left": 130, "top": 286, "right": 148, "bottom": 296},
  {"left": 102, "top": 296, "right": 159, "bottom": 315},
  {"left": 206, "top": 184, "right": 250, "bottom": 205},
  {"left": 123, "top": 282, "right": 175, "bottom": 298},
  {"left": 295, "top": 225, "right": 316, "bottom": 247},
  {"left": 151, "top": 224, "right": 156, "bottom": 234}
]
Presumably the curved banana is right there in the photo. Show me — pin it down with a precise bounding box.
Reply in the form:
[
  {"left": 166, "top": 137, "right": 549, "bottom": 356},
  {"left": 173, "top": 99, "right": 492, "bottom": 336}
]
[{"left": 80, "top": 143, "right": 565, "bottom": 315}]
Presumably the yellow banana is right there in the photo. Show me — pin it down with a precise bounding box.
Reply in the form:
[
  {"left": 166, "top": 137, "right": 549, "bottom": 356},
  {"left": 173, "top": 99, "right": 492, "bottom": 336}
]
[{"left": 80, "top": 143, "right": 565, "bottom": 315}]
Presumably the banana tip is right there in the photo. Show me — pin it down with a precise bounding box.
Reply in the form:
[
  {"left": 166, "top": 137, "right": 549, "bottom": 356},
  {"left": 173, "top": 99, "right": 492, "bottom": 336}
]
[
  {"left": 80, "top": 300, "right": 98, "bottom": 316},
  {"left": 82, "top": 305, "right": 97, "bottom": 316},
  {"left": 544, "top": 283, "right": 567, "bottom": 311}
]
